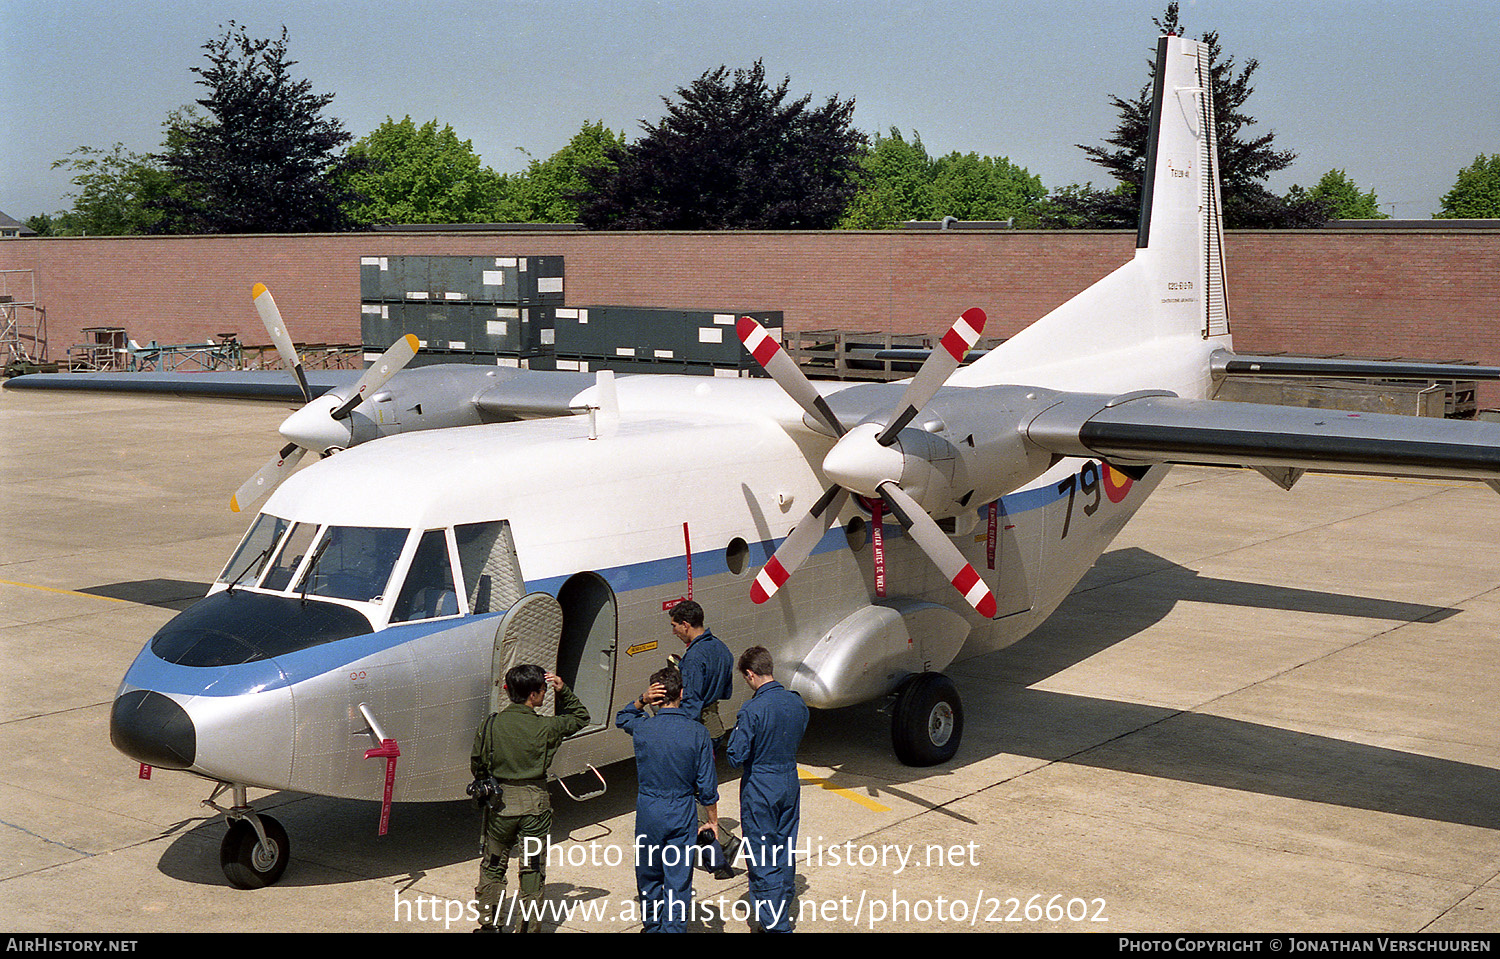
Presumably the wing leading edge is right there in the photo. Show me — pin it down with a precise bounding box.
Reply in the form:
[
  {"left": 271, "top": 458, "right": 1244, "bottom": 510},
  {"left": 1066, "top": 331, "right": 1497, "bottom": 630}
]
[
  {"left": 1026, "top": 391, "right": 1500, "bottom": 488},
  {"left": 2, "top": 369, "right": 358, "bottom": 401}
]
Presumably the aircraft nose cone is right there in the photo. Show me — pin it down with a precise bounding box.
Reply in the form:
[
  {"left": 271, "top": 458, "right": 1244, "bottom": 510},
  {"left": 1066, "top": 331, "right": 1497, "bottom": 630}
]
[
  {"left": 279, "top": 394, "right": 351, "bottom": 454},
  {"left": 822, "top": 422, "right": 904, "bottom": 497},
  {"left": 110, "top": 690, "right": 196, "bottom": 770}
]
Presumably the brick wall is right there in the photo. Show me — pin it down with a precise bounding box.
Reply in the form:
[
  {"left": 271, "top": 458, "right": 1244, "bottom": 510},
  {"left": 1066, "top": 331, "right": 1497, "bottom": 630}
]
[{"left": 3, "top": 228, "right": 1497, "bottom": 400}]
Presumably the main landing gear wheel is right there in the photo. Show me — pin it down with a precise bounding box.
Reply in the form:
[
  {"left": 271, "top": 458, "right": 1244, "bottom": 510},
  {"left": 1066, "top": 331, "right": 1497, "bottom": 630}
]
[
  {"left": 891, "top": 673, "right": 963, "bottom": 767},
  {"left": 220, "top": 814, "right": 289, "bottom": 889}
]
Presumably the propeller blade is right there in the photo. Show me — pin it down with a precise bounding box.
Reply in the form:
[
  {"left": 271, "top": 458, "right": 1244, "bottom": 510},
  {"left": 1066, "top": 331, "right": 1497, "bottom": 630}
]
[
  {"left": 751, "top": 485, "right": 850, "bottom": 604},
  {"left": 231, "top": 443, "right": 306, "bottom": 513},
  {"left": 876, "top": 307, "right": 985, "bottom": 446},
  {"left": 330, "top": 334, "right": 419, "bottom": 420},
  {"left": 251, "top": 284, "right": 312, "bottom": 404},
  {"left": 737, "top": 316, "right": 846, "bottom": 437},
  {"left": 876, "top": 481, "right": 997, "bottom": 618}
]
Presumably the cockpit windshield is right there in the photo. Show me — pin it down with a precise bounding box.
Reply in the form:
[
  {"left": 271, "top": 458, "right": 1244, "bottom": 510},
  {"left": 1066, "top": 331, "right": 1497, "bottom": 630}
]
[
  {"left": 298, "top": 525, "right": 408, "bottom": 602},
  {"left": 218, "top": 514, "right": 408, "bottom": 604}
]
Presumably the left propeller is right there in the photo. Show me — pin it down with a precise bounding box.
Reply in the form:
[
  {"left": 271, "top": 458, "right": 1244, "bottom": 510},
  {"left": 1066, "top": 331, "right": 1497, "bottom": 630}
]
[
  {"left": 739, "top": 310, "right": 996, "bottom": 617},
  {"left": 231, "top": 285, "right": 419, "bottom": 513}
]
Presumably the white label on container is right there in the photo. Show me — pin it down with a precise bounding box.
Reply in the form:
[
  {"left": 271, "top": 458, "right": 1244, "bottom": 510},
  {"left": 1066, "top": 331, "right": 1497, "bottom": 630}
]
[
  {"left": 487, "top": 321, "right": 509, "bottom": 336},
  {"left": 698, "top": 327, "right": 723, "bottom": 344},
  {"left": 482, "top": 270, "right": 507, "bottom": 286},
  {"left": 616, "top": 347, "right": 635, "bottom": 357},
  {"left": 541, "top": 330, "right": 555, "bottom": 345},
  {"left": 537, "top": 277, "right": 563, "bottom": 293},
  {"left": 449, "top": 341, "right": 467, "bottom": 350},
  {"left": 655, "top": 350, "right": 674, "bottom": 359},
  {"left": 406, "top": 291, "right": 428, "bottom": 300},
  {"left": 714, "top": 313, "right": 735, "bottom": 325},
  {"left": 495, "top": 307, "right": 520, "bottom": 319},
  {"left": 495, "top": 257, "right": 517, "bottom": 268}
]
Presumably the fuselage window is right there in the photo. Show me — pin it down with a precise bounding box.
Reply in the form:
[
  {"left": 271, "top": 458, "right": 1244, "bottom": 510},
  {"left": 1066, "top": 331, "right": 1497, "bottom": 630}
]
[
  {"left": 295, "top": 525, "right": 408, "bottom": 603},
  {"left": 390, "top": 529, "right": 461, "bottom": 622},
  {"left": 725, "top": 537, "right": 750, "bottom": 575},
  {"left": 219, "top": 512, "right": 290, "bottom": 587}
]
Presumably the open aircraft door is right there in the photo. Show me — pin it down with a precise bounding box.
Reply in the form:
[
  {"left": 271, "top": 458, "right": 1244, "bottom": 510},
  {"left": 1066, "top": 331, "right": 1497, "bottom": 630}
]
[{"left": 556, "top": 572, "right": 619, "bottom": 736}]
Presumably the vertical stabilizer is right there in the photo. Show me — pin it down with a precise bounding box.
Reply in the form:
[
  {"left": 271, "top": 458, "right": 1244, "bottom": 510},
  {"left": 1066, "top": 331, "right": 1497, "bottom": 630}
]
[
  {"left": 1136, "top": 35, "right": 1230, "bottom": 341},
  {"left": 954, "top": 35, "right": 1231, "bottom": 396}
]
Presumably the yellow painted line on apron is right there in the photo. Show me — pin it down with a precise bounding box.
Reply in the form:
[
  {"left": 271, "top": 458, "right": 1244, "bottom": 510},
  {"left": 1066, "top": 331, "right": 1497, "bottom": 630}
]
[
  {"left": 798, "top": 768, "right": 890, "bottom": 812},
  {"left": 0, "top": 579, "right": 132, "bottom": 603}
]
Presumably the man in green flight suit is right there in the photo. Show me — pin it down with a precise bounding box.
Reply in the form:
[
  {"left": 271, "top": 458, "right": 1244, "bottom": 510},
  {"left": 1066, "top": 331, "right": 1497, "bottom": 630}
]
[{"left": 470, "top": 664, "right": 591, "bottom": 932}]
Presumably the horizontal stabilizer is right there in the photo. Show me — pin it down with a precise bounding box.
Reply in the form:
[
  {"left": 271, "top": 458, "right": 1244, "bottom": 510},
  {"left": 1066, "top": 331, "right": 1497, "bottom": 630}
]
[
  {"left": 1027, "top": 391, "right": 1500, "bottom": 484},
  {"left": 1212, "top": 350, "right": 1500, "bottom": 382}
]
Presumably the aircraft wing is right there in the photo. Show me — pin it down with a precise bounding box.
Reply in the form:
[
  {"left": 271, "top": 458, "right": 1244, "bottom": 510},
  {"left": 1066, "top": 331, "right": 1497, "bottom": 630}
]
[
  {"left": 2, "top": 369, "right": 358, "bottom": 402},
  {"left": 1026, "top": 390, "right": 1500, "bottom": 486},
  {"left": 1210, "top": 350, "right": 1500, "bottom": 382}
]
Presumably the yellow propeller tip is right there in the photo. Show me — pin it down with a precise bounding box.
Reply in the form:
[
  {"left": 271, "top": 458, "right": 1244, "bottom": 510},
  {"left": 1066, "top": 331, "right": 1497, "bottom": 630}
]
[
  {"left": 404, "top": 333, "right": 419, "bottom": 351},
  {"left": 251, "top": 283, "right": 267, "bottom": 299},
  {"left": 229, "top": 496, "right": 242, "bottom": 513}
]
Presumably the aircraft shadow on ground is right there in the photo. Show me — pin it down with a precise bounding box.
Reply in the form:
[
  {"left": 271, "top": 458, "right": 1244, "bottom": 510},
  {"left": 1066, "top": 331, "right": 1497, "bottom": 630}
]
[
  {"left": 153, "top": 546, "right": 1493, "bottom": 890},
  {"left": 800, "top": 546, "right": 1498, "bottom": 830},
  {"left": 79, "top": 578, "right": 214, "bottom": 611}
]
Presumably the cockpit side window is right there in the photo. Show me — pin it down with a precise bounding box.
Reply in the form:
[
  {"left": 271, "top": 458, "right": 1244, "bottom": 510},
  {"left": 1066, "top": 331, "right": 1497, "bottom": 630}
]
[
  {"left": 219, "top": 513, "right": 290, "bottom": 587},
  {"left": 455, "top": 520, "right": 525, "bottom": 614},
  {"left": 296, "top": 525, "right": 408, "bottom": 603},
  {"left": 389, "top": 529, "right": 461, "bottom": 623}
]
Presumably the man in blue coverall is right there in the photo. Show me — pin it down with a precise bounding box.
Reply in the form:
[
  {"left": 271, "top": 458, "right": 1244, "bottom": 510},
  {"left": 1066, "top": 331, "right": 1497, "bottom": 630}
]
[
  {"left": 669, "top": 600, "right": 734, "bottom": 743},
  {"left": 669, "top": 600, "right": 738, "bottom": 874},
  {"left": 725, "top": 646, "right": 809, "bottom": 933},
  {"left": 616, "top": 666, "right": 720, "bottom": 933}
]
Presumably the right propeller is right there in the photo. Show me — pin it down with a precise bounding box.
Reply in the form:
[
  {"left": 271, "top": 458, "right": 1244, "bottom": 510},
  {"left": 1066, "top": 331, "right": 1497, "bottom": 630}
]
[
  {"left": 231, "top": 284, "right": 419, "bottom": 513},
  {"left": 738, "top": 310, "right": 996, "bottom": 618}
]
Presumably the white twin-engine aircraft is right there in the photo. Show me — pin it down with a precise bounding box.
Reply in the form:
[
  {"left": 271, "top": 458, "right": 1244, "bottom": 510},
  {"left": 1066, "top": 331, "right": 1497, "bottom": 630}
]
[{"left": 40, "top": 36, "right": 1500, "bottom": 889}]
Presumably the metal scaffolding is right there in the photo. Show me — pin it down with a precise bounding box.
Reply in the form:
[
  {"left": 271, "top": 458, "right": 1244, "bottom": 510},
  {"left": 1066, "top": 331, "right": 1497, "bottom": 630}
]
[{"left": 0, "top": 270, "right": 45, "bottom": 368}]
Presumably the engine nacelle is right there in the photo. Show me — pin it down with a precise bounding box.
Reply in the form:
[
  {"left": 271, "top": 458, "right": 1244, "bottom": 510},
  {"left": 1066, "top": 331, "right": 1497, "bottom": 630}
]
[{"left": 895, "top": 385, "right": 1068, "bottom": 516}]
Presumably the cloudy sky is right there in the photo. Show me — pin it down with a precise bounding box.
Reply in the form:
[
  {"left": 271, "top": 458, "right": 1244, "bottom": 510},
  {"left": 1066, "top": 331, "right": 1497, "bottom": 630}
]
[{"left": 3, "top": 0, "right": 1495, "bottom": 222}]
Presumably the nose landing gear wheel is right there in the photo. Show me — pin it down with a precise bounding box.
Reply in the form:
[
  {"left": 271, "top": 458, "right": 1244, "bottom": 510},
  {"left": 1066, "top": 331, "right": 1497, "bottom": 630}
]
[
  {"left": 220, "top": 814, "right": 290, "bottom": 888},
  {"left": 891, "top": 673, "right": 963, "bottom": 767}
]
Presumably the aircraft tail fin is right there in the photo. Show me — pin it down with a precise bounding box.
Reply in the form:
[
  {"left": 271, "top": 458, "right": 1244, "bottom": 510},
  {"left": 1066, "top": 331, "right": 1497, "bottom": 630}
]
[
  {"left": 954, "top": 34, "right": 1230, "bottom": 395},
  {"left": 1136, "top": 34, "right": 1230, "bottom": 341}
]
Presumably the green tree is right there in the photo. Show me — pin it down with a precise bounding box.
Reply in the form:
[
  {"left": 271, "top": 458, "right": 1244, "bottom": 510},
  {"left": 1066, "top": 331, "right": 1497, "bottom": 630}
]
[
  {"left": 500, "top": 121, "right": 626, "bottom": 223},
  {"left": 1290, "top": 169, "right": 1387, "bottom": 219},
  {"left": 46, "top": 143, "right": 176, "bottom": 235},
  {"left": 1437, "top": 154, "right": 1500, "bottom": 218},
  {"left": 837, "top": 129, "right": 1044, "bottom": 228},
  {"left": 43, "top": 108, "right": 198, "bottom": 236},
  {"left": 576, "top": 61, "right": 864, "bottom": 230},
  {"left": 153, "top": 22, "right": 363, "bottom": 233},
  {"left": 837, "top": 129, "right": 939, "bottom": 228},
  {"left": 1048, "top": 2, "right": 1323, "bottom": 229},
  {"left": 929, "top": 151, "right": 1046, "bottom": 225},
  {"left": 343, "top": 117, "right": 507, "bottom": 224}
]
